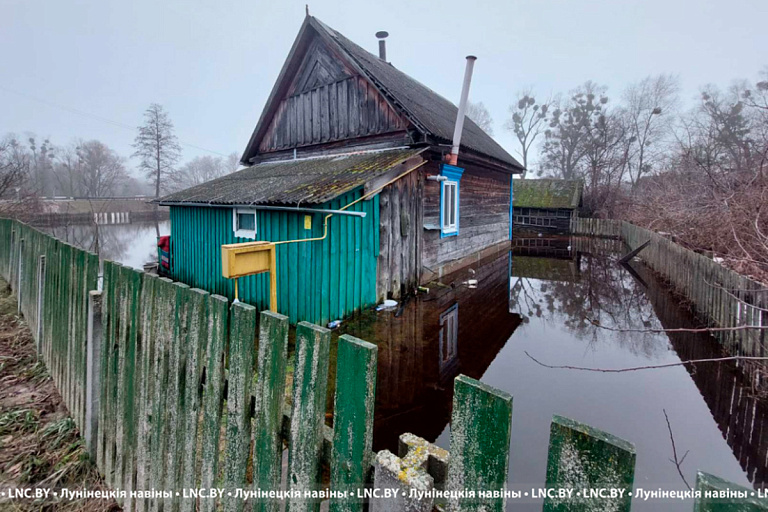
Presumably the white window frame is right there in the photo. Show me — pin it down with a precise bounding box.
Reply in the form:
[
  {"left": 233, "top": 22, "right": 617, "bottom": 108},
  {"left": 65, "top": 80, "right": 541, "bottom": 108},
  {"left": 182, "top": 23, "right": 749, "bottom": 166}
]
[
  {"left": 441, "top": 180, "right": 459, "bottom": 235},
  {"left": 233, "top": 208, "right": 257, "bottom": 239},
  {"left": 439, "top": 304, "right": 459, "bottom": 371}
]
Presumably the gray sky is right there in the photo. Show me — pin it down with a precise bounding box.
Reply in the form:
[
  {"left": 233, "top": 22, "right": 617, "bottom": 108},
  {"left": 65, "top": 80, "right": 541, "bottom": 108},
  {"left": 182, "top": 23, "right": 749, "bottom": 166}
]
[{"left": 2, "top": 0, "right": 766, "bottom": 174}]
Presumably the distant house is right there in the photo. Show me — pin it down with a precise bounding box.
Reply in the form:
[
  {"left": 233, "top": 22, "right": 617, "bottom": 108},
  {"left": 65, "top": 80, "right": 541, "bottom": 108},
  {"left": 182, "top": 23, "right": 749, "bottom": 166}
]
[
  {"left": 157, "top": 15, "right": 523, "bottom": 325},
  {"left": 512, "top": 179, "right": 583, "bottom": 233}
]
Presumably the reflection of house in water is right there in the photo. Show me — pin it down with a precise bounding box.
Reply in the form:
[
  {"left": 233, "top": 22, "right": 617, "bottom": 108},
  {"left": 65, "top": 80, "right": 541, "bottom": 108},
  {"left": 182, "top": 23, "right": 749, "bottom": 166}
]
[
  {"left": 636, "top": 262, "right": 768, "bottom": 488},
  {"left": 340, "top": 250, "right": 521, "bottom": 452},
  {"left": 510, "top": 237, "right": 581, "bottom": 313}
]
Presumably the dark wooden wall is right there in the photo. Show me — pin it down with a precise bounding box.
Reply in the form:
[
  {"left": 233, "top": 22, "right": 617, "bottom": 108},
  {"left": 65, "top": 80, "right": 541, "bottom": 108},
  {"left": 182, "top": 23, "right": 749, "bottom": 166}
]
[
  {"left": 512, "top": 207, "right": 574, "bottom": 233},
  {"left": 259, "top": 37, "right": 408, "bottom": 153},
  {"left": 422, "top": 161, "right": 511, "bottom": 275},
  {"left": 377, "top": 170, "right": 423, "bottom": 300}
]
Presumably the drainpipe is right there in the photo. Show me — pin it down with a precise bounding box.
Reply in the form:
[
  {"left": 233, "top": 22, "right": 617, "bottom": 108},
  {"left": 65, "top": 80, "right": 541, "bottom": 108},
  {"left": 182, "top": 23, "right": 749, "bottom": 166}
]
[{"left": 447, "top": 56, "right": 477, "bottom": 167}]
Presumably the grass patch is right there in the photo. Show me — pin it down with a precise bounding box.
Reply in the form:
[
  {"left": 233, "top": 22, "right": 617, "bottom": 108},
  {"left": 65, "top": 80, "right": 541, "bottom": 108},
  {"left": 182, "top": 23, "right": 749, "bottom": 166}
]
[
  {"left": 0, "top": 409, "right": 39, "bottom": 436},
  {"left": 0, "top": 276, "right": 114, "bottom": 511}
]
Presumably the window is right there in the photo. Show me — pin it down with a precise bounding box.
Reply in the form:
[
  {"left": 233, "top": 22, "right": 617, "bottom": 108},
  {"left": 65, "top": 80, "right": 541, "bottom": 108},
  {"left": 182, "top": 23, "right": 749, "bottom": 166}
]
[
  {"left": 442, "top": 181, "right": 458, "bottom": 234},
  {"left": 439, "top": 163, "right": 464, "bottom": 237},
  {"left": 233, "top": 208, "right": 257, "bottom": 239},
  {"left": 439, "top": 304, "right": 459, "bottom": 374}
]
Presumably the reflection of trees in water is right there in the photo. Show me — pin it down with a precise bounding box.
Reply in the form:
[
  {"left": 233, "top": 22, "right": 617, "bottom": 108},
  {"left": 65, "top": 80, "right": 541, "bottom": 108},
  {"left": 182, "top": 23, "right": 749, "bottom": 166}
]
[
  {"left": 44, "top": 221, "right": 164, "bottom": 264},
  {"left": 510, "top": 253, "right": 667, "bottom": 359}
]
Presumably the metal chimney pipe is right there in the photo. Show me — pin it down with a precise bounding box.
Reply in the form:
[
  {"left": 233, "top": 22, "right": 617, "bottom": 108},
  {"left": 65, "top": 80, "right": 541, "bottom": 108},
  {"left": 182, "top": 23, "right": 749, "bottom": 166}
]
[
  {"left": 376, "top": 31, "right": 389, "bottom": 61},
  {"left": 447, "top": 55, "right": 477, "bottom": 166}
]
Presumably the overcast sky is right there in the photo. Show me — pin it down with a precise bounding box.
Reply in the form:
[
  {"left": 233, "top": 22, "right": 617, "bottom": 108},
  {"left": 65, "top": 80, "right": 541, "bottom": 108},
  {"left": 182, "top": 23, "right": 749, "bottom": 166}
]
[{"left": 2, "top": 0, "right": 766, "bottom": 174}]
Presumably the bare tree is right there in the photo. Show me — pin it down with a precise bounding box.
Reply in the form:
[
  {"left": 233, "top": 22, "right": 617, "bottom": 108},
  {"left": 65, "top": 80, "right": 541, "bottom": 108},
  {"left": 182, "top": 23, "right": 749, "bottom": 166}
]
[
  {"left": 226, "top": 152, "right": 241, "bottom": 174},
  {"left": 133, "top": 104, "right": 182, "bottom": 198},
  {"left": 77, "top": 140, "right": 128, "bottom": 197},
  {"left": 581, "top": 109, "right": 628, "bottom": 215},
  {"left": 466, "top": 101, "right": 494, "bottom": 136},
  {"left": 0, "top": 135, "right": 30, "bottom": 199},
  {"left": 505, "top": 91, "right": 549, "bottom": 177},
  {"left": 540, "top": 82, "right": 609, "bottom": 180},
  {"left": 621, "top": 75, "right": 679, "bottom": 189},
  {"left": 27, "top": 135, "right": 55, "bottom": 197},
  {"left": 52, "top": 143, "right": 83, "bottom": 197},
  {"left": 170, "top": 154, "right": 238, "bottom": 191}
]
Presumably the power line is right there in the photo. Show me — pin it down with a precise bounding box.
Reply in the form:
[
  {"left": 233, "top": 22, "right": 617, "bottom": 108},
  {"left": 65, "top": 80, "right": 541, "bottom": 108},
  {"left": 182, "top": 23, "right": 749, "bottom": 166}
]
[{"left": 0, "top": 84, "right": 231, "bottom": 157}]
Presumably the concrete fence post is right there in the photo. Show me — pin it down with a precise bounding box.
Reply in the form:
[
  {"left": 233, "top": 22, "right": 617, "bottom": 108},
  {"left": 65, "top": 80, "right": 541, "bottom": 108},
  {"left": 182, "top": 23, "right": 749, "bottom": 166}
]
[
  {"left": 36, "top": 255, "right": 46, "bottom": 352},
  {"left": 370, "top": 433, "right": 449, "bottom": 512},
  {"left": 17, "top": 238, "right": 24, "bottom": 313},
  {"left": 85, "top": 290, "right": 103, "bottom": 459}
]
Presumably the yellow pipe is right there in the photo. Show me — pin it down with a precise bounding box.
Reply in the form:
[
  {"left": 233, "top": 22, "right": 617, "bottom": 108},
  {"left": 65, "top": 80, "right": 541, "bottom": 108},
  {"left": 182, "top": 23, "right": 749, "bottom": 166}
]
[{"left": 273, "top": 159, "right": 428, "bottom": 246}]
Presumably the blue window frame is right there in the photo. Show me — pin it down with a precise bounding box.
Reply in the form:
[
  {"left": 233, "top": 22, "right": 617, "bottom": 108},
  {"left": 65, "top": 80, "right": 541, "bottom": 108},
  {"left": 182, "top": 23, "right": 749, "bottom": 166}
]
[{"left": 440, "top": 164, "right": 464, "bottom": 238}]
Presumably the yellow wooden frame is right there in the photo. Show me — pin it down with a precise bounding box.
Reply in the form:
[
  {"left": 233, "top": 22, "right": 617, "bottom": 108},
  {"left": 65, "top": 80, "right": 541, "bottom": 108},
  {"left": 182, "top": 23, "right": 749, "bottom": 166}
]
[{"left": 221, "top": 241, "right": 277, "bottom": 312}]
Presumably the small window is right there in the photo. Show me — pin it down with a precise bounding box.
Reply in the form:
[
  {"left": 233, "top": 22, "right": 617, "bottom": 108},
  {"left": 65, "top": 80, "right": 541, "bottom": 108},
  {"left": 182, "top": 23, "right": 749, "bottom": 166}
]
[
  {"left": 441, "top": 180, "right": 459, "bottom": 236},
  {"left": 233, "top": 208, "right": 257, "bottom": 239},
  {"left": 439, "top": 304, "right": 459, "bottom": 372}
]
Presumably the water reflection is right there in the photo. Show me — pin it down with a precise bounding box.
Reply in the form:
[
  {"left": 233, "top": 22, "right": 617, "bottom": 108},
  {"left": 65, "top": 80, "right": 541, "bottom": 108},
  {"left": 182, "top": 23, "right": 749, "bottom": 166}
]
[
  {"left": 340, "top": 236, "right": 760, "bottom": 511},
  {"left": 338, "top": 250, "right": 521, "bottom": 451},
  {"left": 510, "top": 236, "right": 667, "bottom": 358},
  {"left": 638, "top": 261, "right": 768, "bottom": 488},
  {"left": 42, "top": 221, "right": 170, "bottom": 269}
]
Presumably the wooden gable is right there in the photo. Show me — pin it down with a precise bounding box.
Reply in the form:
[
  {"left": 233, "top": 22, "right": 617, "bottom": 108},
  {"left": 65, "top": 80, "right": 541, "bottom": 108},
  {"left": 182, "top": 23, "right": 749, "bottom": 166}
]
[{"left": 257, "top": 29, "right": 409, "bottom": 154}]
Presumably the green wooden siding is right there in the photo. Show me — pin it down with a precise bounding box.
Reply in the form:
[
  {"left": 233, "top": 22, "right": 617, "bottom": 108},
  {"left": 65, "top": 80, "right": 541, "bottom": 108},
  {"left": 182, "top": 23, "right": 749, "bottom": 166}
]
[{"left": 169, "top": 188, "right": 379, "bottom": 325}]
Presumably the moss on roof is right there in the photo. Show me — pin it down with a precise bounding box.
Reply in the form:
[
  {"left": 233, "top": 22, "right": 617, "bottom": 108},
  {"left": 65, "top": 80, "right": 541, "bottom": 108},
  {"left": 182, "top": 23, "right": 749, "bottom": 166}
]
[
  {"left": 157, "top": 148, "right": 424, "bottom": 206},
  {"left": 512, "top": 179, "right": 583, "bottom": 209}
]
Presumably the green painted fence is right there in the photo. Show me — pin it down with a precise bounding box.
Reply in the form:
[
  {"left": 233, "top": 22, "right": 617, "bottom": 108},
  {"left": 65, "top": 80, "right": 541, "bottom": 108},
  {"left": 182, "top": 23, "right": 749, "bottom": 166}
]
[
  {"left": 0, "top": 218, "right": 98, "bottom": 433},
  {"left": 168, "top": 187, "right": 380, "bottom": 326},
  {"left": 2, "top": 217, "right": 765, "bottom": 512}
]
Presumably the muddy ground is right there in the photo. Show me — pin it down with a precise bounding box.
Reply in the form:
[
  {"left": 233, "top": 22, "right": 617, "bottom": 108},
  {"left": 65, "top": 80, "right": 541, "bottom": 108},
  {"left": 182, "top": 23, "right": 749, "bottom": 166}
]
[{"left": 0, "top": 278, "right": 117, "bottom": 511}]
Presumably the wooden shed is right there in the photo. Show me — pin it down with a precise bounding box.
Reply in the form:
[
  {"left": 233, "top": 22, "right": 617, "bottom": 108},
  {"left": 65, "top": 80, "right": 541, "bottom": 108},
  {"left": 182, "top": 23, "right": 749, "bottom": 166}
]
[
  {"left": 512, "top": 179, "right": 583, "bottom": 233},
  {"left": 158, "top": 15, "right": 523, "bottom": 325}
]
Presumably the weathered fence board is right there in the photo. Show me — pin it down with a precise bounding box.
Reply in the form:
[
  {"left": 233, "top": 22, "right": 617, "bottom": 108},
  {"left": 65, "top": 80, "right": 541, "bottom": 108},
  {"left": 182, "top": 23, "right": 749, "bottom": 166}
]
[
  {"left": 544, "top": 415, "right": 636, "bottom": 512},
  {"left": 330, "top": 335, "right": 378, "bottom": 512},
  {"left": 287, "top": 322, "right": 332, "bottom": 512},
  {"left": 222, "top": 302, "right": 258, "bottom": 512},
  {"left": 252, "top": 311, "right": 291, "bottom": 512},
  {"left": 694, "top": 472, "right": 768, "bottom": 511},
  {"left": 446, "top": 375, "right": 513, "bottom": 512},
  {"left": 571, "top": 217, "right": 622, "bottom": 238},
  {"left": 620, "top": 221, "right": 768, "bottom": 371},
  {"left": 199, "top": 294, "right": 229, "bottom": 512}
]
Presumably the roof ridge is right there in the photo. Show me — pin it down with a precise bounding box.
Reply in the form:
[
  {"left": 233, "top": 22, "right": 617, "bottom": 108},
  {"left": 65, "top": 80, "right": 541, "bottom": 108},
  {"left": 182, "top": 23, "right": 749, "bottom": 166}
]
[
  {"left": 309, "top": 16, "right": 522, "bottom": 170},
  {"left": 247, "top": 146, "right": 423, "bottom": 167}
]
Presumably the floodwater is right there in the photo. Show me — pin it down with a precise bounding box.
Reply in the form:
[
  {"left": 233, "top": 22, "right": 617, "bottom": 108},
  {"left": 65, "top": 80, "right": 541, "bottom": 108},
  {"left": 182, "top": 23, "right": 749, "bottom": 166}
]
[
  {"left": 42, "top": 220, "right": 767, "bottom": 509},
  {"left": 336, "top": 236, "right": 763, "bottom": 511},
  {"left": 42, "top": 220, "right": 170, "bottom": 269}
]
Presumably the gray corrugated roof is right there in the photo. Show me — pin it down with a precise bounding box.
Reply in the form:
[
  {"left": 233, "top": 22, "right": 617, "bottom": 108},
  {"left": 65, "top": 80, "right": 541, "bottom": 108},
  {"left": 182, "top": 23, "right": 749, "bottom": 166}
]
[
  {"left": 158, "top": 148, "right": 424, "bottom": 206},
  {"left": 312, "top": 18, "right": 523, "bottom": 170}
]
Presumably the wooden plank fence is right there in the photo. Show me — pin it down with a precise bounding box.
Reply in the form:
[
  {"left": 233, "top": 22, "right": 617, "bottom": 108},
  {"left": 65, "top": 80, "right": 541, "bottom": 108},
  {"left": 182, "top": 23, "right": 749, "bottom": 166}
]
[
  {"left": 621, "top": 222, "right": 768, "bottom": 369},
  {"left": 572, "top": 217, "right": 767, "bottom": 380},
  {"left": 2, "top": 217, "right": 766, "bottom": 511},
  {"left": 570, "top": 217, "right": 622, "bottom": 238},
  {"left": 0, "top": 218, "right": 98, "bottom": 433}
]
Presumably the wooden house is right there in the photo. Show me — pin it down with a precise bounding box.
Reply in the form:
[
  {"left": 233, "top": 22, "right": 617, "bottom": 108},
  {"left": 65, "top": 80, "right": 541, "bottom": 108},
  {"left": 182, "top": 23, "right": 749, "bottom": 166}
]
[
  {"left": 511, "top": 179, "right": 583, "bottom": 233},
  {"left": 158, "top": 15, "right": 523, "bottom": 325}
]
